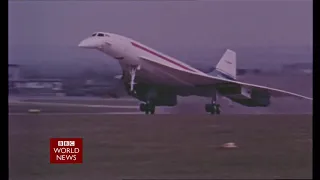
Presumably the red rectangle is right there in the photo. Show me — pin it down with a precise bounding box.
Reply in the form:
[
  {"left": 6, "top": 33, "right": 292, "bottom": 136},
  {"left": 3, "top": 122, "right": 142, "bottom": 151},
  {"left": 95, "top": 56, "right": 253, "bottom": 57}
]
[{"left": 50, "top": 138, "right": 83, "bottom": 164}]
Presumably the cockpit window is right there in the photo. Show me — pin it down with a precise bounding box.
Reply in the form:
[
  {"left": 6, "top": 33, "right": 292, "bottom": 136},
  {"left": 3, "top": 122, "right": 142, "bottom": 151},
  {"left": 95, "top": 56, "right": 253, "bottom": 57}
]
[{"left": 91, "top": 32, "right": 110, "bottom": 37}]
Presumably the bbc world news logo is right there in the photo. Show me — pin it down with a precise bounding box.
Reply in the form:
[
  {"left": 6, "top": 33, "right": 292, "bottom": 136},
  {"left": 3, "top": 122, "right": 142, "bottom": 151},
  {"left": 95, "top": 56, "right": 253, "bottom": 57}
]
[{"left": 50, "top": 138, "right": 83, "bottom": 164}]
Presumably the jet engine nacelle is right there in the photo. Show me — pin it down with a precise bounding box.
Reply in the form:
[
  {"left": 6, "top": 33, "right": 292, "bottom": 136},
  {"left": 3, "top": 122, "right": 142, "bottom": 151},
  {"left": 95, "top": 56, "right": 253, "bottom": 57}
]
[
  {"left": 125, "top": 83, "right": 177, "bottom": 106},
  {"left": 230, "top": 90, "right": 271, "bottom": 107},
  {"left": 218, "top": 85, "right": 271, "bottom": 107},
  {"left": 218, "top": 85, "right": 252, "bottom": 99}
]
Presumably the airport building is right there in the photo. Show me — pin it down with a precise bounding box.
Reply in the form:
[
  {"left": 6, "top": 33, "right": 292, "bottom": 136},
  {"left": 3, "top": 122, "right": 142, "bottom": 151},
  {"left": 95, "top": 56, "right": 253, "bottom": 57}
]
[
  {"left": 10, "top": 79, "right": 64, "bottom": 95},
  {"left": 9, "top": 64, "right": 64, "bottom": 95}
]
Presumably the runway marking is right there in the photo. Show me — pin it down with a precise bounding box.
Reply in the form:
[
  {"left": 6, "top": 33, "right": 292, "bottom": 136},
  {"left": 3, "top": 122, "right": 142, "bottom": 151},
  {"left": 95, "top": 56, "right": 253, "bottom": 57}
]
[
  {"left": 9, "top": 101, "right": 138, "bottom": 109},
  {"left": 9, "top": 97, "right": 137, "bottom": 102},
  {"left": 8, "top": 112, "right": 147, "bottom": 116},
  {"left": 103, "top": 112, "right": 145, "bottom": 115},
  {"left": 21, "top": 98, "right": 138, "bottom": 102}
]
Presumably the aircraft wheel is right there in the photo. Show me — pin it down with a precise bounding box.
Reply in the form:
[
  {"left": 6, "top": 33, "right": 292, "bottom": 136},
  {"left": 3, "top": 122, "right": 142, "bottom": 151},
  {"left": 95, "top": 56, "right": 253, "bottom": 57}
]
[
  {"left": 215, "top": 104, "right": 221, "bottom": 115},
  {"left": 140, "top": 103, "right": 149, "bottom": 114},
  {"left": 147, "top": 103, "right": 155, "bottom": 115},
  {"left": 140, "top": 102, "right": 155, "bottom": 115},
  {"left": 205, "top": 104, "right": 213, "bottom": 113},
  {"left": 150, "top": 108, "right": 155, "bottom": 114},
  {"left": 139, "top": 103, "right": 146, "bottom": 112},
  {"left": 205, "top": 104, "right": 221, "bottom": 115}
]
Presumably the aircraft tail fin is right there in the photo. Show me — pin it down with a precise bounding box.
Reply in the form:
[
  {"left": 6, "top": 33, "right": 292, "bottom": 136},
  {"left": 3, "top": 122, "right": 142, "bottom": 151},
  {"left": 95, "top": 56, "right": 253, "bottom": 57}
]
[{"left": 215, "top": 49, "right": 237, "bottom": 80}]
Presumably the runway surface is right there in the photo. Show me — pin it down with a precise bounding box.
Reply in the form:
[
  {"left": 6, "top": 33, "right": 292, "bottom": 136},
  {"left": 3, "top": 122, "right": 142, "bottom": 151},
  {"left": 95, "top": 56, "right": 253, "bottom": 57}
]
[
  {"left": 8, "top": 73, "right": 313, "bottom": 115},
  {"left": 8, "top": 99, "right": 313, "bottom": 179},
  {"left": 9, "top": 96, "right": 312, "bottom": 115},
  {"left": 9, "top": 98, "right": 169, "bottom": 115},
  {"left": 9, "top": 113, "right": 312, "bottom": 180},
  {"left": 8, "top": 74, "right": 313, "bottom": 179}
]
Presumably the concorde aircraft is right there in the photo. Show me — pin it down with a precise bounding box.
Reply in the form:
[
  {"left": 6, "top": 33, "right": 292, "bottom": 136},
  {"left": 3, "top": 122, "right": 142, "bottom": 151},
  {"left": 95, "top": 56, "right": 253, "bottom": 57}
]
[{"left": 78, "top": 32, "right": 312, "bottom": 114}]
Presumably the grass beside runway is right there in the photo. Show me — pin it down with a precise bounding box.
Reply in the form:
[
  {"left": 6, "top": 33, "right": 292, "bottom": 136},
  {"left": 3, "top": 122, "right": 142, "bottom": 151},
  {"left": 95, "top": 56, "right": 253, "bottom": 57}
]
[
  {"left": 9, "top": 114, "right": 312, "bottom": 180},
  {"left": 20, "top": 98, "right": 139, "bottom": 105},
  {"left": 9, "top": 104, "right": 139, "bottom": 114}
]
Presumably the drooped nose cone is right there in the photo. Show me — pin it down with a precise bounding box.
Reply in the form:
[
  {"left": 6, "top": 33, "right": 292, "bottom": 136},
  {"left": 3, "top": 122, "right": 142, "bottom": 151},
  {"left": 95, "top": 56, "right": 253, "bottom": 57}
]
[{"left": 78, "top": 37, "right": 101, "bottom": 48}]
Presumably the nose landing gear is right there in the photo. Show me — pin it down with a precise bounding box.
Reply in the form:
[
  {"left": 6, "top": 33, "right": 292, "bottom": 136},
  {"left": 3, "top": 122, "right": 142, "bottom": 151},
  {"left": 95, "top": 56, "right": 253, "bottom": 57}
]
[{"left": 129, "top": 65, "right": 140, "bottom": 93}]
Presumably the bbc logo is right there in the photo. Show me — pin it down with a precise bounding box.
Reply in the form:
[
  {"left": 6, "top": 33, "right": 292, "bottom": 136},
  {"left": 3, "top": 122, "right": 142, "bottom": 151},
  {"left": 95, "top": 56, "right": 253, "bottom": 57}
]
[
  {"left": 58, "top": 141, "right": 75, "bottom": 147},
  {"left": 50, "top": 138, "right": 83, "bottom": 164}
]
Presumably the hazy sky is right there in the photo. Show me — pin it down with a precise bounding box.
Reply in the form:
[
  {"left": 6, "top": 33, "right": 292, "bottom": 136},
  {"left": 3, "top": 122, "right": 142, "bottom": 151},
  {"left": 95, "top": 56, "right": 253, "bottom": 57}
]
[{"left": 9, "top": 0, "right": 312, "bottom": 50}]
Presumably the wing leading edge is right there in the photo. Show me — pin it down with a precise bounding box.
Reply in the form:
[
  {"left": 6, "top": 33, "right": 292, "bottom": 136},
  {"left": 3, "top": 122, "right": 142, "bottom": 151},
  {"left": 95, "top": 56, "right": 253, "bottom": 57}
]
[{"left": 139, "top": 56, "right": 312, "bottom": 101}]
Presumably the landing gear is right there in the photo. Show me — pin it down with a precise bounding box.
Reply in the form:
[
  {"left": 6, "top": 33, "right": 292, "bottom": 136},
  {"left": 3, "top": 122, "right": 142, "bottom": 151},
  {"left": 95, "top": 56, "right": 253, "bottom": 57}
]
[
  {"left": 205, "top": 103, "right": 221, "bottom": 114},
  {"left": 205, "top": 90, "right": 221, "bottom": 115},
  {"left": 140, "top": 102, "right": 155, "bottom": 114},
  {"left": 129, "top": 65, "right": 140, "bottom": 93}
]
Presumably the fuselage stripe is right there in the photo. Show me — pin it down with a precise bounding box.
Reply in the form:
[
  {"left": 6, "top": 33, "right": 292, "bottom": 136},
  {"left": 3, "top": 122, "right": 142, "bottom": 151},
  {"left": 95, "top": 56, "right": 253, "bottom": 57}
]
[{"left": 131, "top": 42, "right": 196, "bottom": 72}]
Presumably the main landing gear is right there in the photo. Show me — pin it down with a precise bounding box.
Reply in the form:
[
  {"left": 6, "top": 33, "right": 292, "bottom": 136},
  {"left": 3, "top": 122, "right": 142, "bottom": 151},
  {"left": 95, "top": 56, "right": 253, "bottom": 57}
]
[
  {"left": 205, "top": 91, "right": 221, "bottom": 115},
  {"left": 205, "top": 103, "right": 221, "bottom": 115},
  {"left": 139, "top": 102, "right": 155, "bottom": 114}
]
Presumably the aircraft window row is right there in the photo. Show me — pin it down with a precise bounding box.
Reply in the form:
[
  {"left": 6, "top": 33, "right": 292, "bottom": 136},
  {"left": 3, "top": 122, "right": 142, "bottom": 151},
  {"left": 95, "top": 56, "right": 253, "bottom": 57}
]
[{"left": 91, "top": 33, "right": 110, "bottom": 37}]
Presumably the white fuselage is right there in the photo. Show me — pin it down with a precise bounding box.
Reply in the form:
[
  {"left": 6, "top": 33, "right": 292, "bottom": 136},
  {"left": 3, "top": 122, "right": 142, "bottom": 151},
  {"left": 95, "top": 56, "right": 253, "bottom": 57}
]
[
  {"left": 78, "top": 32, "right": 206, "bottom": 86},
  {"left": 78, "top": 32, "right": 312, "bottom": 109}
]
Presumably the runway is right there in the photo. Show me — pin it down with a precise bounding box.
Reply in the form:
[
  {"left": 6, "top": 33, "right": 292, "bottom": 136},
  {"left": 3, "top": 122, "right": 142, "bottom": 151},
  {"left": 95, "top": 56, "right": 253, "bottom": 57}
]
[
  {"left": 8, "top": 74, "right": 313, "bottom": 179},
  {"left": 8, "top": 93, "right": 313, "bottom": 115},
  {"left": 8, "top": 96, "right": 174, "bottom": 115},
  {"left": 9, "top": 113, "right": 312, "bottom": 180},
  {"left": 9, "top": 73, "right": 313, "bottom": 115},
  {"left": 8, "top": 93, "right": 312, "bottom": 179},
  {"left": 9, "top": 101, "right": 139, "bottom": 109}
]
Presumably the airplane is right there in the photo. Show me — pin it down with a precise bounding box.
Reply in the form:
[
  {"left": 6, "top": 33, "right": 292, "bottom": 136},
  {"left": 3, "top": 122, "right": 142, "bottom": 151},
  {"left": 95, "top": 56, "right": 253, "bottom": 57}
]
[{"left": 78, "top": 32, "right": 313, "bottom": 115}]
